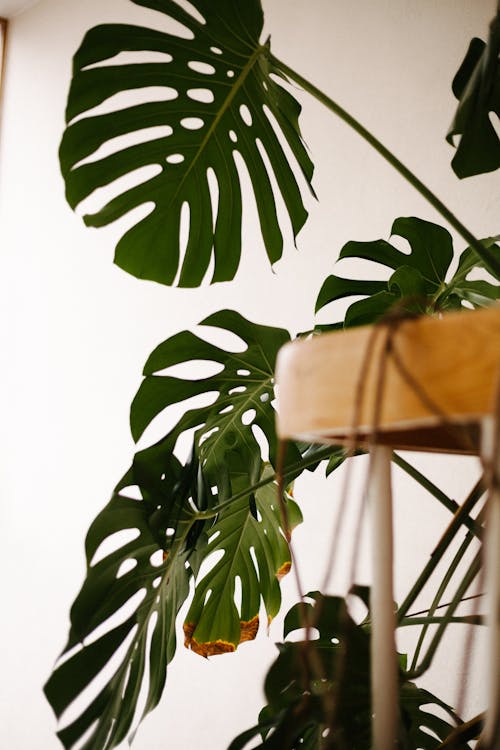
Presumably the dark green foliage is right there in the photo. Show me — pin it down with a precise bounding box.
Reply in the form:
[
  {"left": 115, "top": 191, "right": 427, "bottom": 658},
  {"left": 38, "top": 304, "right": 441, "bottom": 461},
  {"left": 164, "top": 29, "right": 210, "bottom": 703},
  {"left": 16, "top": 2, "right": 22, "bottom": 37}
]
[
  {"left": 184, "top": 467, "right": 302, "bottom": 655},
  {"left": 447, "top": 9, "right": 500, "bottom": 177},
  {"left": 44, "top": 452, "right": 198, "bottom": 750},
  {"left": 48, "top": 1, "right": 498, "bottom": 747},
  {"left": 229, "top": 592, "right": 472, "bottom": 749},
  {"left": 44, "top": 442, "right": 305, "bottom": 748},
  {"left": 315, "top": 217, "right": 499, "bottom": 327},
  {"left": 130, "top": 310, "right": 303, "bottom": 497},
  {"left": 44, "top": 311, "right": 318, "bottom": 748},
  {"left": 60, "top": 0, "right": 314, "bottom": 286}
]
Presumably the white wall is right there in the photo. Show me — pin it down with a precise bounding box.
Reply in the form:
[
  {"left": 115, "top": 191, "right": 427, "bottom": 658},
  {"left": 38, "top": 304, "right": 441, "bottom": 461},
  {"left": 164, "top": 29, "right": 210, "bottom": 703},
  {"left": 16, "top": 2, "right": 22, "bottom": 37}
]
[
  {"left": 1, "top": 0, "right": 497, "bottom": 748},
  {"left": 0, "top": 1, "right": 41, "bottom": 18}
]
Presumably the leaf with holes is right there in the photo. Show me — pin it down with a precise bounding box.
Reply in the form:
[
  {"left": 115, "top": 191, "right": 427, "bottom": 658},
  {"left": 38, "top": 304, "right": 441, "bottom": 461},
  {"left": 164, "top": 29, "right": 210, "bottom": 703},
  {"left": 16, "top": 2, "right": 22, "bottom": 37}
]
[
  {"left": 315, "top": 217, "right": 499, "bottom": 327},
  {"left": 130, "top": 309, "right": 303, "bottom": 497},
  {"left": 229, "top": 591, "right": 472, "bottom": 749},
  {"left": 447, "top": 9, "right": 500, "bottom": 178},
  {"left": 60, "top": 0, "right": 314, "bottom": 287},
  {"left": 184, "top": 465, "right": 302, "bottom": 657},
  {"left": 44, "top": 452, "right": 199, "bottom": 750}
]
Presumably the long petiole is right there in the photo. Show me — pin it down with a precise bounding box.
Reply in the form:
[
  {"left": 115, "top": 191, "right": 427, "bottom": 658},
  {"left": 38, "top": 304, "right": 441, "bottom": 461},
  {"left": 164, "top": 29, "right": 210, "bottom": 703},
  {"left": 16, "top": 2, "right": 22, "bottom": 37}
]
[
  {"left": 393, "top": 453, "right": 483, "bottom": 537},
  {"left": 397, "top": 477, "right": 484, "bottom": 621},
  {"left": 270, "top": 53, "right": 500, "bottom": 278},
  {"left": 398, "top": 614, "right": 483, "bottom": 627},
  {"left": 410, "top": 520, "right": 478, "bottom": 670},
  {"left": 406, "top": 591, "right": 484, "bottom": 618},
  {"left": 405, "top": 551, "right": 482, "bottom": 679}
]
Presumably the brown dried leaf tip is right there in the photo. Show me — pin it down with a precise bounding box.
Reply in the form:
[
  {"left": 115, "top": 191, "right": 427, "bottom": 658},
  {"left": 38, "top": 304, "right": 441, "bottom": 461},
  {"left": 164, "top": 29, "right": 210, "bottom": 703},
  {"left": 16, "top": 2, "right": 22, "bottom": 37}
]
[
  {"left": 239, "top": 615, "right": 259, "bottom": 643},
  {"left": 276, "top": 561, "right": 291, "bottom": 582},
  {"left": 183, "top": 622, "right": 236, "bottom": 658},
  {"left": 183, "top": 615, "right": 260, "bottom": 657}
]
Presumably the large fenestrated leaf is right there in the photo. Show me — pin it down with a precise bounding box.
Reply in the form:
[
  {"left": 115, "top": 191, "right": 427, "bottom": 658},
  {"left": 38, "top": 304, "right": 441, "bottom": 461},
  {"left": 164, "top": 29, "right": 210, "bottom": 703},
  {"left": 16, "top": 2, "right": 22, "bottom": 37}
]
[
  {"left": 446, "top": 9, "right": 500, "bottom": 178},
  {"left": 184, "top": 466, "right": 302, "bottom": 657},
  {"left": 60, "top": 0, "right": 314, "bottom": 287},
  {"left": 130, "top": 310, "right": 303, "bottom": 494},
  {"left": 229, "top": 592, "right": 472, "bottom": 750},
  {"left": 315, "top": 217, "right": 499, "bottom": 327},
  {"left": 44, "top": 453, "right": 199, "bottom": 750}
]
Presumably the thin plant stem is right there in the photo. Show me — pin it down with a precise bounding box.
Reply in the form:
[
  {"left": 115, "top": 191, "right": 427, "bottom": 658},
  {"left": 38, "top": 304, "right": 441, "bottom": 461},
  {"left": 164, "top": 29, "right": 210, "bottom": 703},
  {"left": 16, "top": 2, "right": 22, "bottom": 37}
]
[
  {"left": 397, "top": 478, "right": 485, "bottom": 621},
  {"left": 405, "top": 550, "right": 482, "bottom": 679},
  {"left": 398, "top": 615, "right": 483, "bottom": 627},
  {"left": 270, "top": 53, "right": 500, "bottom": 278},
  {"left": 410, "top": 519, "right": 478, "bottom": 671},
  {"left": 392, "top": 454, "right": 483, "bottom": 537},
  {"left": 406, "top": 592, "right": 484, "bottom": 618}
]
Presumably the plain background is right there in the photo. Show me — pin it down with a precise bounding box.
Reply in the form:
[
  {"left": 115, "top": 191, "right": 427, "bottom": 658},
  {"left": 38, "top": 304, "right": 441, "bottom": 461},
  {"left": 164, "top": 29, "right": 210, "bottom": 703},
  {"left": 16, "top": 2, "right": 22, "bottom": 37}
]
[{"left": 1, "top": 0, "right": 498, "bottom": 747}]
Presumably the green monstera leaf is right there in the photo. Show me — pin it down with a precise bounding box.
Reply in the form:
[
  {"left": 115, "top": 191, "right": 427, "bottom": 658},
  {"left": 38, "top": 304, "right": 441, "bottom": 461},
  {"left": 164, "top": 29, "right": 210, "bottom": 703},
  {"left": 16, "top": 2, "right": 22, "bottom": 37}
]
[
  {"left": 44, "top": 451, "right": 200, "bottom": 750},
  {"left": 447, "top": 9, "right": 500, "bottom": 178},
  {"left": 60, "top": 0, "right": 314, "bottom": 286},
  {"left": 184, "top": 466, "right": 302, "bottom": 657},
  {"left": 315, "top": 217, "right": 499, "bottom": 327},
  {"left": 44, "top": 440, "right": 305, "bottom": 748},
  {"left": 130, "top": 310, "right": 305, "bottom": 496},
  {"left": 229, "top": 592, "right": 472, "bottom": 750}
]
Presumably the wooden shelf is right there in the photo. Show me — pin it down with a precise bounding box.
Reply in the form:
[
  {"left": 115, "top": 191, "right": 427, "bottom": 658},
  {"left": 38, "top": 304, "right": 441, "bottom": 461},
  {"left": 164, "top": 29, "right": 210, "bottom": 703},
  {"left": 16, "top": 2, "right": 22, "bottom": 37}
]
[{"left": 276, "top": 306, "right": 500, "bottom": 454}]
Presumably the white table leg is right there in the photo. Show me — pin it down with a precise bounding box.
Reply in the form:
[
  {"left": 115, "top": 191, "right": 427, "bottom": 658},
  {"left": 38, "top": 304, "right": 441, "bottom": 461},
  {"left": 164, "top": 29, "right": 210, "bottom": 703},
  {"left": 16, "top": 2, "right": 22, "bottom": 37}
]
[{"left": 369, "top": 444, "right": 398, "bottom": 749}]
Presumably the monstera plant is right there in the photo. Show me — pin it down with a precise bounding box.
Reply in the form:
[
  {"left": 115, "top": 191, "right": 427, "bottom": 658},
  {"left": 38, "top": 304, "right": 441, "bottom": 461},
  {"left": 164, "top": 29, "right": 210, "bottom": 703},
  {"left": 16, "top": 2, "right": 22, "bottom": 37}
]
[{"left": 45, "top": 1, "right": 500, "bottom": 748}]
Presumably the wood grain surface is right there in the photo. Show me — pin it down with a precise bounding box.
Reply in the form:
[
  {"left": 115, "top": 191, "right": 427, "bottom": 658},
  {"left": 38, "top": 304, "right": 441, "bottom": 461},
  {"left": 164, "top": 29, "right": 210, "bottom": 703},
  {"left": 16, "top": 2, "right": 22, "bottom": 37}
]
[{"left": 276, "top": 306, "right": 500, "bottom": 453}]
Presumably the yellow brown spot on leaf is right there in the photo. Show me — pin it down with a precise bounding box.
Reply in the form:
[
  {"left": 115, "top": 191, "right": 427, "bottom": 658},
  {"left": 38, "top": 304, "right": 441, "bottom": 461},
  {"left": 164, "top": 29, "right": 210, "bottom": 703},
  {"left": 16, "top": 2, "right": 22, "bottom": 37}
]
[
  {"left": 194, "top": 640, "right": 236, "bottom": 657},
  {"left": 239, "top": 615, "right": 259, "bottom": 643},
  {"left": 183, "top": 623, "right": 236, "bottom": 658},
  {"left": 183, "top": 621, "right": 195, "bottom": 649},
  {"left": 276, "top": 561, "right": 291, "bottom": 582}
]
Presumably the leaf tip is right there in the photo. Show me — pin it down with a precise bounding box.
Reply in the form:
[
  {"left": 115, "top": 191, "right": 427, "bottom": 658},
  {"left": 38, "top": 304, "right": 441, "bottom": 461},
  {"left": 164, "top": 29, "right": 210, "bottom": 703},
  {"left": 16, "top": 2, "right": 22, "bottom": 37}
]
[
  {"left": 184, "top": 615, "right": 260, "bottom": 657},
  {"left": 239, "top": 615, "right": 259, "bottom": 643},
  {"left": 276, "top": 561, "right": 291, "bottom": 582},
  {"left": 183, "top": 622, "right": 236, "bottom": 657}
]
